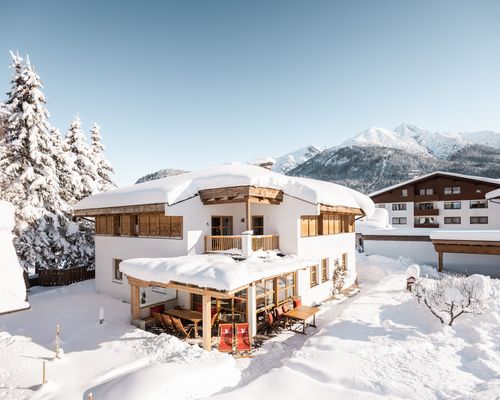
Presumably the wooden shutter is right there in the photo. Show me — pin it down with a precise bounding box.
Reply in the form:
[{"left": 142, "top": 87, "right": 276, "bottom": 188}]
[
  {"left": 170, "top": 216, "right": 182, "bottom": 238},
  {"left": 328, "top": 214, "right": 334, "bottom": 235},
  {"left": 106, "top": 216, "right": 113, "bottom": 235},
  {"left": 149, "top": 213, "right": 159, "bottom": 236},
  {"left": 139, "top": 214, "right": 149, "bottom": 236},
  {"left": 309, "top": 216, "right": 318, "bottom": 236},
  {"left": 95, "top": 216, "right": 101, "bottom": 234},
  {"left": 300, "top": 217, "right": 309, "bottom": 237},
  {"left": 334, "top": 214, "right": 341, "bottom": 234},
  {"left": 121, "top": 215, "right": 131, "bottom": 236},
  {"left": 159, "top": 215, "right": 171, "bottom": 237}
]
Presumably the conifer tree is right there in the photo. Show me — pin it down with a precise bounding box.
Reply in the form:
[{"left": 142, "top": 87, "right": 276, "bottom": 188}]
[
  {"left": 64, "top": 115, "right": 98, "bottom": 201},
  {"left": 90, "top": 123, "right": 115, "bottom": 192},
  {"left": 0, "top": 52, "right": 69, "bottom": 270}
]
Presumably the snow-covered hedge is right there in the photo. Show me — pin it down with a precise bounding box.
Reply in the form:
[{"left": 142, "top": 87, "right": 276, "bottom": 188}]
[{"left": 414, "top": 273, "right": 491, "bottom": 326}]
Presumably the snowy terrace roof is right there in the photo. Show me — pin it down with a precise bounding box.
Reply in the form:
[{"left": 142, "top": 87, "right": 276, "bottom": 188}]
[
  {"left": 486, "top": 188, "right": 500, "bottom": 200},
  {"left": 119, "top": 252, "right": 313, "bottom": 292},
  {"left": 75, "top": 163, "right": 375, "bottom": 216},
  {"left": 430, "top": 230, "right": 500, "bottom": 242},
  {"left": 369, "top": 171, "right": 500, "bottom": 197}
]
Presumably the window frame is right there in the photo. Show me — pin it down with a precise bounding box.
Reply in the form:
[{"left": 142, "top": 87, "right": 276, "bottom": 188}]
[
  {"left": 321, "top": 258, "right": 329, "bottom": 283},
  {"left": 392, "top": 203, "right": 407, "bottom": 211},
  {"left": 470, "top": 216, "right": 488, "bottom": 224},
  {"left": 252, "top": 215, "right": 264, "bottom": 235},
  {"left": 470, "top": 200, "right": 488, "bottom": 209},
  {"left": 211, "top": 216, "right": 233, "bottom": 236},
  {"left": 392, "top": 217, "right": 407, "bottom": 225},
  {"left": 444, "top": 216, "right": 461, "bottom": 224},
  {"left": 444, "top": 201, "right": 461, "bottom": 210},
  {"left": 112, "top": 258, "right": 123, "bottom": 283},
  {"left": 310, "top": 265, "right": 318, "bottom": 288},
  {"left": 401, "top": 189, "right": 408, "bottom": 197}
]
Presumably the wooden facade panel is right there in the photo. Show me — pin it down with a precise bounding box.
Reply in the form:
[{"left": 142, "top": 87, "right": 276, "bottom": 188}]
[
  {"left": 149, "top": 213, "right": 159, "bottom": 236},
  {"left": 105, "top": 216, "right": 113, "bottom": 235},
  {"left": 121, "top": 215, "right": 131, "bottom": 236},
  {"left": 139, "top": 214, "right": 149, "bottom": 236},
  {"left": 301, "top": 217, "right": 309, "bottom": 237},
  {"left": 171, "top": 216, "right": 183, "bottom": 238},
  {"left": 371, "top": 173, "right": 500, "bottom": 204},
  {"left": 159, "top": 214, "right": 171, "bottom": 237}
]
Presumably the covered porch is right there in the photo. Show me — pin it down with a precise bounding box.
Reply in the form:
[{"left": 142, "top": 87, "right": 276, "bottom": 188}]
[{"left": 127, "top": 275, "right": 253, "bottom": 351}]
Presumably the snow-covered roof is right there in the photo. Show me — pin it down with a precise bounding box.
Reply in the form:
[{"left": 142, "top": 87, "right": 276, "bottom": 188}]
[
  {"left": 430, "top": 230, "right": 500, "bottom": 242},
  {"left": 75, "top": 163, "right": 375, "bottom": 216},
  {"left": 120, "top": 252, "right": 313, "bottom": 291},
  {"left": 369, "top": 171, "right": 500, "bottom": 198},
  {"left": 486, "top": 188, "right": 500, "bottom": 200}
]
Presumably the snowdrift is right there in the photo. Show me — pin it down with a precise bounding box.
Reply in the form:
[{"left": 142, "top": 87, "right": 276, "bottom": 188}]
[{"left": 0, "top": 201, "right": 29, "bottom": 314}]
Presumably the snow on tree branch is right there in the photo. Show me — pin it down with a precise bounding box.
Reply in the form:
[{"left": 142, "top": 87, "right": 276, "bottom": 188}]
[{"left": 414, "top": 273, "right": 491, "bottom": 326}]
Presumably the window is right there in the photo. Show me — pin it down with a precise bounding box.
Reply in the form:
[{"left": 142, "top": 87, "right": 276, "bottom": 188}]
[
  {"left": 470, "top": 216, "right": 488, "bottom": 224},
  {"left": 301, "top": 216, "right": 318, "bottom": 237},
  {"left": 112, "top": 259, "right": 123, "bottom": 282},
  {"left": 277, "top": 273, "right": 295, "bottom": 305},
  {"left": 444, "top": 186, "right": 461, "bottom": 195},
  {"left": 392, "top": 203, "right": 407, "bottom": 211},
  {"left": 252, "top": 216, "right": 264, "bottom": 235},
  {"left": 392, "top": 217, "right": 407, "bottom": 225},
  {"left": 419, "top": 188, "right": 433, "bottom": 195},
  {"left": 416, "top": 202, "right": 435, "bottom": 210},
  {"left": 401, "top": 189, "right": 408, "bottom": 197},
  {"left": 321, "top": 258, "right": 329, "bottom": 283},
  {"left": 310, "top": 265, "right": 318, "bottom": 287},
  {"left": 319, "top": 214, "right": 354, "bottom": 235},
  {"left": 444, "top": 202, "right": 461, "bottom": 209},
  {"left": 256, "top": 278, "right": 275, "bottom": 312},
  {"left": 211, "top": 216, "right": 233, "bottom": 236},
  {"left": 476, "top": 188, "right": 482, "bottom": 193},
  {"left": 444, "top": 217, "right": 461, "bottom": 224},
  {"left": 470, "top": 200, "right": 488, "bottom": 209},
  {"left": 376, "top": 204, "right": 385, "bottom": 209}
]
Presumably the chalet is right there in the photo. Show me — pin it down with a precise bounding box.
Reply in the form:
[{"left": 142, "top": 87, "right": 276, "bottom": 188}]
[
  {"left": 358, "top": 172, "right": 500, "bottom": 276},
  {"left": 370, "top": 172, "right": 500, "bottom": 229},
  {"left": 74, "top": 164, "right": 374, "bottom": 350}
]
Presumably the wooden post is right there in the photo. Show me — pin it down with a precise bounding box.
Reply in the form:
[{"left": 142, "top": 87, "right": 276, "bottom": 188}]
[
  {"left": 245, "top": 197, "right": 251, "bottom": 231},
  {"left": 42, "top": 361, "right": 46, "bottom": 385},
  {"left": 438, "top": 251, "right": 443, "bottom": 272},
  {"left": 55, "top": 323, "right": 60, "bottom": 359},
  {"left": 202, "top": 294, "right": 211, "bottom": 351},
  {"left": 130, "top": 283, "right": 140, "bottom": 321}
]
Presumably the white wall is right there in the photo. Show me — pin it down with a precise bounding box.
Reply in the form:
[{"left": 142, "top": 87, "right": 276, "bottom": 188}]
[
  {"left": 95, "top": 194, "right": 358, "bottom": 306},
  {"left": 364, "top": 239, "right": 500, "bottom": 278},
  {"left": 378, "top": 200, "right": 500, "bottom": 230}
]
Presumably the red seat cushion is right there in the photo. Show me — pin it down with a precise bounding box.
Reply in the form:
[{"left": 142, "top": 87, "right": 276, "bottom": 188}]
[
  {"left": 293, "top": 298, "right": 302, "bottom": 308},
  {"left": 150, "top": 304, "right": 165, "bottom": 314}
]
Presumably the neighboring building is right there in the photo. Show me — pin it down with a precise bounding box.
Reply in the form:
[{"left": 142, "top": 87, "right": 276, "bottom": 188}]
[
  {"left": 370, "top": 172, "right": 500, "bottom": 229},
  {"left": 74, "top": 164, "right": 374, "bottom": 347}
]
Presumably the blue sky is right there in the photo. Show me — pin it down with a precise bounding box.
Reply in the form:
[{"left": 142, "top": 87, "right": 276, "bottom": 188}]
[{"left": 2, "top": 0, "right": 500, "bottom": 186}]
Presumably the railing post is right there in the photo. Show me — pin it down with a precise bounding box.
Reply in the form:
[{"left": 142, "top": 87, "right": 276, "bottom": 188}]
[{"left": 241, "top": 232, "right": 253, "bottom": 258}]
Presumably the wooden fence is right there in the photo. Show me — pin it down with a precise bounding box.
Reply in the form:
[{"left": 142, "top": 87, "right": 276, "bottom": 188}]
[{"left": 37, "top": 266, "right": 95, "bottom": 286}]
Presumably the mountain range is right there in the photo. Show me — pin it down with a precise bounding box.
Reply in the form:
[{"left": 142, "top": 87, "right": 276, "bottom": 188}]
[{"left": 135, "top": 123, "right": 500, "bottom": 194}]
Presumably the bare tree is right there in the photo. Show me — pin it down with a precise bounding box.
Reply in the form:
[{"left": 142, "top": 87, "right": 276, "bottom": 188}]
[{"left": 414, "top": 273, "right": 491, "bottom": 326}]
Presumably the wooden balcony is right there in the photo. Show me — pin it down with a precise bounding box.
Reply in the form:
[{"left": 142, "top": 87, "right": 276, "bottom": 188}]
[
  {"left": 414, "top": 208, "right": 439, "bottom": 216},
  {"left": 204, "top": 234, "right": 279, "bottom": 254},
  {"left": 414, "top": 223, "right": 439, "bottom": 228}
]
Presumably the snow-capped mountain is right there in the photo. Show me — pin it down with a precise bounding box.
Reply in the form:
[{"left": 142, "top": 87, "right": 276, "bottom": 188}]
[
  {"left": 340, "top": 123, "right": 500, "bottom": 159},
  {"left": 340, "top": 126, "right": 432, "bottom": 157},
  {"left": 135, "top": 168, "right": 188, "bottom": 184},
  {"left": 249, "top": 145, "right": 326, "bottom": 174}
]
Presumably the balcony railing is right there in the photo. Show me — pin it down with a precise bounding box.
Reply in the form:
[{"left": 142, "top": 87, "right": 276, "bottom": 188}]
[
  {"left": 204, "top": 234, "right": 279, "bottom": 254},
  {"left": 414, "top": 208, "right": 439, "bottom": 216},
  {"left": 414, "top": 223, "right": 439, "bottom": 228}
]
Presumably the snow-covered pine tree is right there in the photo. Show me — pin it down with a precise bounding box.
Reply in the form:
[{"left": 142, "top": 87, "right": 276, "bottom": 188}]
[
  {"left": 0, "top": 52, "right": 70, "bottom": 271},
  {"left": 90, "top": 123, "right": 115, "bottom": 192},
  {"left": 64, "top": 115, "right": 98, "bottom": 201}
]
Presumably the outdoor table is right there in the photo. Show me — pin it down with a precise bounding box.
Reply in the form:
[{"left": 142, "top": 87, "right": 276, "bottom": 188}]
[
  {"left": 164, "top": 309, "right": 203, "bottom": 338},
  {"left": 284, "top": 305, "right": 321, "bottom": 335}
]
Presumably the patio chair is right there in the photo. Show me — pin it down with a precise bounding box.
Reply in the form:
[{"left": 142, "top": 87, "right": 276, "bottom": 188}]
[
  {"left": 210, "top": 310, "right": 220, "bottom": 335},
  {"left": 160, "top": 313, "right": 179, "bottom": 335},
  {"left": 170, "top": 316, "right": 194, "bottom": 339},
  {"left": 235, "top": 323, "right": 251, "bottom": 354},
  {"left": 292, "top": 296, "right": 302, "bottom": 308},
  {"left": 264, "top": 312, "right": 280, "bottom": 335},
  {"left": 218, "top": 323, "right": 234, "bottom": 352}
]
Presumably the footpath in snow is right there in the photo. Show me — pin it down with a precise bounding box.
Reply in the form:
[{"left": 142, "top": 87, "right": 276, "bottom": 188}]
[{"left": 0, "top": 254, "right": 499, "bottom": 400}]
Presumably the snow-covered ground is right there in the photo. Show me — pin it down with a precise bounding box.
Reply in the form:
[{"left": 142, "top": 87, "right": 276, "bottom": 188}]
[{"left": 1, "top": 255, "right": 499, "bottom": 400}]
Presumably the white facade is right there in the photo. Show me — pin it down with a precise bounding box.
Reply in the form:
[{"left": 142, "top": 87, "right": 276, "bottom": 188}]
[
  {"left": 95, "top": 193, "right": 357, "bottom": 308},
  {"left": 377, "top": 199, "right": 500, "bottom": 230}
]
